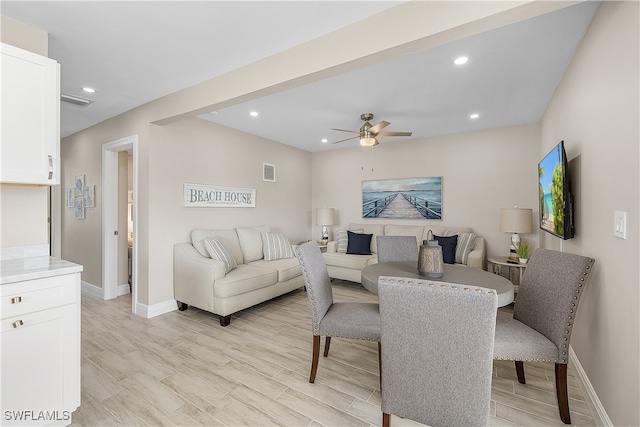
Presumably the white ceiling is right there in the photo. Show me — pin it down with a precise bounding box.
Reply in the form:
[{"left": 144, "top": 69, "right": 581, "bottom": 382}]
[{"left": 2, "top": 1, "right": 599, "bottom": 152}]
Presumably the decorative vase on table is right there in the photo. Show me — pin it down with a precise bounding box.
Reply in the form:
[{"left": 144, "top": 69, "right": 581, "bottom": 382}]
[{"left": 418, "top": 230, "right": 444, "bottom": 278}]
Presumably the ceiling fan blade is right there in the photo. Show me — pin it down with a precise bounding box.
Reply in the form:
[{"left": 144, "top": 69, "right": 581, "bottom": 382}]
[
  {"left": 376, "top": 131, "right": 413, "bottom": 137},
  {"left": 368, "top": 121, "right": 390, "bottom": 134},
  {"left": 332, "top": 135, "right": 359, "bottom": 144},
  {"left": 331, "top": 128, "right": 360, "bottom": 134}
]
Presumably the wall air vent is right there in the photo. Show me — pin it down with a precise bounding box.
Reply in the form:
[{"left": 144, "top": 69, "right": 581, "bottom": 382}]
[
  {"left": 263, "top": 163, "right": 276, "bottom": 182},
  {"left": 61, "top": 93, "right": 94, "bottom": 107}
]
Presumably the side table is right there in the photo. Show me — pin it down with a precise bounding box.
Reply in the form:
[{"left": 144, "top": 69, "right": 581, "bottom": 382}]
[
  {"left": 317, "top": 242, "right": 328, "bottom": 253},
  {"left": 487, "top": 256, "right": 527, "bottom": 293}
]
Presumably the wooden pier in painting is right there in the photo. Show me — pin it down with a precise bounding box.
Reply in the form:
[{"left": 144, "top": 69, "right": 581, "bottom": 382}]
[{"left": 362, "top": 192, "right": 442, "bottom": 219}]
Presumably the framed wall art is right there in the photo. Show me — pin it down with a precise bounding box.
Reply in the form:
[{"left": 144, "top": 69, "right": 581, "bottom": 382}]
[
  {"left": 362, "top": 177, "right": 442, "bottom": 220},
  {"left": 66, "top": 188, "right": 75, "bottom": 208},
  {"left": 84, "top": 185, "right": 95, "bottom": 208},
  {"left": 74, "top": 174, "right": 85, "bottom": 196}
]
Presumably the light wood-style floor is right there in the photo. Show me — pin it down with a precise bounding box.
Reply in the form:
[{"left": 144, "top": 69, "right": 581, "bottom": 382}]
[{"left": 72, "top": 280, "right": 596, "bottom": 426}]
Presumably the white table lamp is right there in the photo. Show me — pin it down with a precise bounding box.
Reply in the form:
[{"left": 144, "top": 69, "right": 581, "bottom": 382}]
[
  {"left": 499, "top": 207, "right": 533, "bottom": 261},
  {"left": 316, "top": 208, "right": 334, "bottom": 244}
]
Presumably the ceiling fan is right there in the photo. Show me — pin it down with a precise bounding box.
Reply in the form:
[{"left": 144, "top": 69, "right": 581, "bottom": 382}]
[{"left": 332, "top": 113, "right": 412, "bottom": 146}]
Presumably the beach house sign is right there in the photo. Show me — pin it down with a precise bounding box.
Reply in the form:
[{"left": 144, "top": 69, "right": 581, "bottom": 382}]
[{"left": 184, "top": 183, "right": 256, "bottom": 208}]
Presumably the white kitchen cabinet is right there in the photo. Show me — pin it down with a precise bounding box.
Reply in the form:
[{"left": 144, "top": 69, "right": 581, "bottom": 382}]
[
  {"left": 1, "top": 259, "right": 82, "bottom": 426},
  {"left": 1, "top": 43, "right": 60, "bottom": 185}
]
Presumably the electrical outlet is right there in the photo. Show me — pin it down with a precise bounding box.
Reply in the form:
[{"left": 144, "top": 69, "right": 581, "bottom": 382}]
[{"left": 614, "top": 211, "right": 627, "bottom": 239}]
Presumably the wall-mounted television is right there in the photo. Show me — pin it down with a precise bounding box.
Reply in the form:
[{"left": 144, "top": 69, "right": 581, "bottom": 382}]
[{"left": 538, "top": 141, "right": 574, "bottom": 240}]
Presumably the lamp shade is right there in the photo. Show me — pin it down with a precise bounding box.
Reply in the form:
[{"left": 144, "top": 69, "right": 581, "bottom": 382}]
[
  {"left": 316, "top": 208, "right": 334, "bottom": 226},
  {"left": 499, "top": 208, "right": 533, "bottom": 233}
]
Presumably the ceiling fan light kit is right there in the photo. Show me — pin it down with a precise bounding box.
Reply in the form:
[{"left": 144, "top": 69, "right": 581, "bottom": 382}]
[{"left": 332, "top": 112, "right": 412, "bottom": 146}]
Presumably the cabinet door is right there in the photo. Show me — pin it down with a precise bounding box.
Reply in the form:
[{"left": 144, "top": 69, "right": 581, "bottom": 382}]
[
  {"left": 1, "top": 43, "right": 60, "bottom": 185},
  {"left": 1, "top": 304, "right": 78, "bottom": 425}
]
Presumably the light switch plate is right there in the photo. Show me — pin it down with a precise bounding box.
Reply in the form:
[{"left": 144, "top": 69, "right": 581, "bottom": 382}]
[{"left": 614, "top": 211, "right": 627, "bottom": 239}]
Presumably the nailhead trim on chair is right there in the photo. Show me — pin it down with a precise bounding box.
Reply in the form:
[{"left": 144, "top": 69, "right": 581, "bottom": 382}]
[
  {"left": 379, "top": 277, "right": 496, "bottom": 297},
  {"left": 298, "top": 258, "right": 322, "bottom": 335},
  {"left": 558, "top": 259, "right": 594, "bottom": 363}
]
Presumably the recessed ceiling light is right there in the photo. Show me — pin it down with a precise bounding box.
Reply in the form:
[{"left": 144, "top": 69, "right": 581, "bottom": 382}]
[
  {"left": 454, "top": 56, "right": 468, "bottom": 65},
  {"left": 321, "top": 138, "right": 328, "bottom": 143},
  {"left": 82, "top": 87, "right": 96, "bottom": 93},
  {"left": 249, "top": 111, "right": 259, "bottom": 117},
  {"left": 470, "top": 113, "right": 480, "bottom": 119}
]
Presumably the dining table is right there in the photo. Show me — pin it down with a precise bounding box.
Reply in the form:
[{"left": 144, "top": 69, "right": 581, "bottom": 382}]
[{"left": 361, "top": 261, "right": 515, "bottom": 307}]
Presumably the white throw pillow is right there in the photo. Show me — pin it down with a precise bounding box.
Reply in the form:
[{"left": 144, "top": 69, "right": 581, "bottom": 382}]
[
  {"left": 443, "top": 231, "right": 477, "bottom": 265},
  {"left": 204, "top": 237, "right": 237, "bottom": 273},
  {"left": 261, "top": 232, "right": 295, "bottom": 261}
]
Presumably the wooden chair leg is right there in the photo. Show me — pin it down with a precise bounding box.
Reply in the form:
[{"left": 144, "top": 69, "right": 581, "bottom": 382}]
[
  {"left": 515, "top": 360, "right": 526, "bottom": 384},
  {"left": 382, "top": 412, "right": 391, "bottom": 427},
  {"left": 555, "top": 363, "right": 571, "bottom": 424},
  {"left": 310, "top": 335, "right": 320, "bottom": 383},
  {"left": 378, "top": 341, "right": 382, "bottom": 391},
  {"left": 323, "top": 336, "right": 331, "bottom": 357}
]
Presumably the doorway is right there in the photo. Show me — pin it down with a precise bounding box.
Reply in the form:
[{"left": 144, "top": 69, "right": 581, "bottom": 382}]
[{"left": 102, "top": 135, "right": 138, "bottom": 314}]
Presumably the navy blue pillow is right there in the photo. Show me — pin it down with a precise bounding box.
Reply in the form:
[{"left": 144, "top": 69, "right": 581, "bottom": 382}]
[
  {"left": 346, "top": 231, "right": 373, "bottom": 255},
  {"left": 434, "top": 234, "right": 458, "bottom": 264}
]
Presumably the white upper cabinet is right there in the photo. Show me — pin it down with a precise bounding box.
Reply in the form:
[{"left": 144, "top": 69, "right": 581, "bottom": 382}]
[{"left": 1, "top": 43, "right": 60, "bottom": 185}]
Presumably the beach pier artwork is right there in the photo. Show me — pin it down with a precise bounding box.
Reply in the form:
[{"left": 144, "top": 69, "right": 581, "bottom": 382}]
[{"left": 362, "top": 177, "right": 442, "bottom": 219}]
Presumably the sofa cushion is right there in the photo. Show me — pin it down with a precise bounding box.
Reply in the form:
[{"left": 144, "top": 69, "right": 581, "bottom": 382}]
[
  {"left": 323, "top": 251, "right": 377, "bottom": 270},
  {"left": 349, "top": 223, "right": 385, "bottom": 253},
  {"left": 444, "top": 231, "right": 477, "bottom": 265},
  {"left": 248, "top": 257, "right": 301, "bottom": 282},
  {"left": 384, "top": 225, "right": 423, "bottom": 246},
  {"left": 347, "top": 231, "right": 373, "bottom": 255},
  {"left": 421, "top": 226, "right": 472, "bottom": 243},
  {"left": 434, "top": 234, "right": 458, "bottom": 264},
  {"left": 204, "top": 237, "right": 237, "bottom": 273},
  {"left": 261, "top": 231, "right": 295, "bottom": 261},
  {"left": 214, "top": 264, "right": 277, "bottom": 298},
  {"left": 192, "top": 228, "right": 244, "bottom": 265},
  {"left": 237, "top": 225, "right": 271, "bottom": 263}
]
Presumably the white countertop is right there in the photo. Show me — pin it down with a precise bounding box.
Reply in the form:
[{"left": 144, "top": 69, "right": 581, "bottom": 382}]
[{"left": 0, "top": 256, "right": 83, "bottom": 285}]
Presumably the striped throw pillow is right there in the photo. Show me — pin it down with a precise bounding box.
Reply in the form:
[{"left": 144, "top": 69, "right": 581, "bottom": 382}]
[
  {"left": 203, "top": 237, "right": 237, "bottom": 273},
  {"left": 443, "top": 231, "right": 477, "bottom": 265},
  {"left": 261, "top": 232, "right": 295, "bottom": 261},
  {"left": 336, "top": 228, "right": 363, "bottom": 253}
]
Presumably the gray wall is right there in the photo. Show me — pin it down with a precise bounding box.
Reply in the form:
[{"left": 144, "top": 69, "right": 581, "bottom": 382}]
[{"left": 539, "top": 2, "right": 639, "bottom": 425}]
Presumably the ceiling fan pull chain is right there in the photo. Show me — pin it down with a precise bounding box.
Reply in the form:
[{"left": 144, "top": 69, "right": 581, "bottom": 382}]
[{"left": 371, "top": 146, "right": 374, "bottom": 172}]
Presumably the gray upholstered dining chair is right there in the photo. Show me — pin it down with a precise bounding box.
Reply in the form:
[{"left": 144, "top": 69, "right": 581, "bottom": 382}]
[
  {"left": 376, "top": 236, "right": 418, "bottom": 263},
  {"left": 378, "top": 275, "right": 498, "bottom": 427},
  {"left": 295, "top": 241, "right": 381, "bottom": 383},
  {"left": 493, "top": 248, "right": 595, "bottom": 424}
]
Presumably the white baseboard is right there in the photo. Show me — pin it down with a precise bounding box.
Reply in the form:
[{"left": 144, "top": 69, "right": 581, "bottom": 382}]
[
  {"left": 135, "top": 299, "right": 178, "bottom": 319},
  {"left": 117, "top": 284, "right": 131, "bottom": 296},
  {"left": 569, "top": 346, "right": 612, "bottom": 426},
  {"left": 80, "top": 282, "right": 176, "bottom": 319},
  {"left": 81, "top": 281, "right": 102, "bottom": 298}
]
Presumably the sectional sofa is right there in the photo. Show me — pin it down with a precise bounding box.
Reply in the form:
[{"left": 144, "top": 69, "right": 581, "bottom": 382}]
[
  {"left": 323, "top": 223, "right": 485, "bottom": 283},
  {"left": 173, "top": 225, "right": 303, "bottom": 326}
]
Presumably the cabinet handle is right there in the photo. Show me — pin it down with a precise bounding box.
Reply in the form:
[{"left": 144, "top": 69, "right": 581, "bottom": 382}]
[
  {"left": 11, "top": 296, "right": 22, "bottom": 304},
  {"left": 48, "top": 155, "right": 54, "bottom": 180},
  {"left": 12, "top": 320, "right": 24, "bottom": 328}
]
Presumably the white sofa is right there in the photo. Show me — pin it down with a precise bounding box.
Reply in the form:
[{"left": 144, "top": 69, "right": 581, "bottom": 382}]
[
  {"left": 174, "top": 226, "right": 303, "bottom": 326},
  {"left": 323, "top": 223, "right": 485, "bottom": 283}
]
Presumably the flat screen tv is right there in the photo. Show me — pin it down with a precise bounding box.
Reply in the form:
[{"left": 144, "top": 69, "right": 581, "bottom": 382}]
[{"left": 538, "top": 141, "right": 574, "bottom": 240}]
